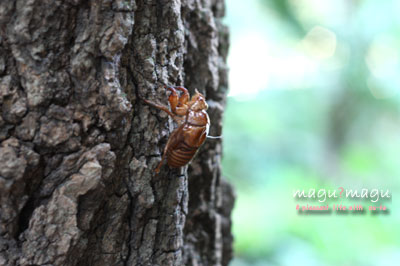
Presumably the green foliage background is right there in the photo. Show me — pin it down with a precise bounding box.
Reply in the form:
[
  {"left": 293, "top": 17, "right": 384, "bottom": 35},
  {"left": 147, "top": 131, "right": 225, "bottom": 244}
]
[{"left": 222, "top": 0, "right": 400, "bottom": 265}]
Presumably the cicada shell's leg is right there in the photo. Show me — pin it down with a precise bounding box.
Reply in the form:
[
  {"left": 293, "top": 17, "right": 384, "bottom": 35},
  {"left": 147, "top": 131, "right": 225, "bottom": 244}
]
[
  {"left": 175, "top": 87, "right": 189, "bottom": 105},
  {"left": 140, "top": 97, "right": 176, "bottom": 118},
  {"left": 166, "top": 87, "right": 179, "bottom": 113},
  {"left": 168, "top": 87, "right": 188, "bottom": 116},
  {"left": 140, "top": 93, "right": 184, "bottom": 122}
]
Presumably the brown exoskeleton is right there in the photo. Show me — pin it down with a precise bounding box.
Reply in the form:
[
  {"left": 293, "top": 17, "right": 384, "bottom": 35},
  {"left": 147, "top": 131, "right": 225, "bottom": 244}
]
[{"left": 140, "top": 86, "right": 210, "bottom": 173}]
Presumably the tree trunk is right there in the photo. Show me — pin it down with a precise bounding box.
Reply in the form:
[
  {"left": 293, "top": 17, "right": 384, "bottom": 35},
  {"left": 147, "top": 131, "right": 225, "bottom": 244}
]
[{"left": 0, "top": 0, "right": 234, "bottom": 265}]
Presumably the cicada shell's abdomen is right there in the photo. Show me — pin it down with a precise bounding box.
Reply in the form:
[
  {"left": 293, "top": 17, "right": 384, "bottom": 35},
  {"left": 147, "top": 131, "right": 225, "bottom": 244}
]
[
  {"left": 167, "top": 141, "right": 198, "bottom": 167},
  {"left": 166, "top": 123, "right": 208, "bottom": 167}
]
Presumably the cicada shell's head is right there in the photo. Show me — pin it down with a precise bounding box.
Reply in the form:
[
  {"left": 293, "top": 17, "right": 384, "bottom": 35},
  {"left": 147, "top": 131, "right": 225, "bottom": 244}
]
[{"left": 189, "top": 89, "right": 208, "bottom": 111}]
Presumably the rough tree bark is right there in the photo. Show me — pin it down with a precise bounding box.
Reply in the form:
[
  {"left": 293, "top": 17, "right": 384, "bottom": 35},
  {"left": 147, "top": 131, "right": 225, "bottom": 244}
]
[{"left": 0, "top": 0, "right": 234, "bottom": 266}]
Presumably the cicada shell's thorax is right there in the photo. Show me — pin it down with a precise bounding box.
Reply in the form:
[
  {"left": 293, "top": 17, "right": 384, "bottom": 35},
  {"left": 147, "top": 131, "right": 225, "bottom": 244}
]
[
  {"left": 166, "top": 109, "right": 210, "bottom": 167},
  {"left": 186, "top": 110, "right": 209, "bottom": 127}
]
